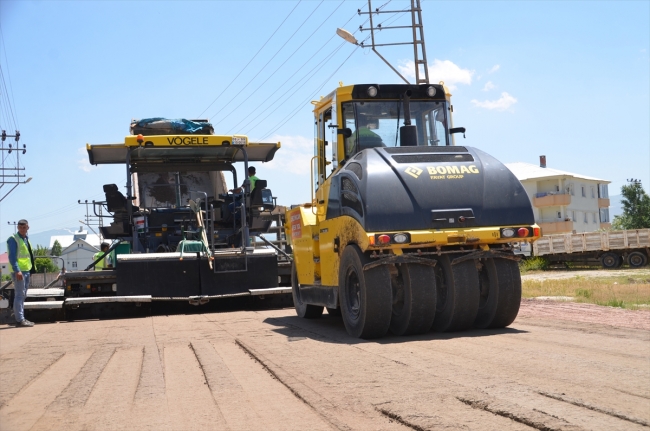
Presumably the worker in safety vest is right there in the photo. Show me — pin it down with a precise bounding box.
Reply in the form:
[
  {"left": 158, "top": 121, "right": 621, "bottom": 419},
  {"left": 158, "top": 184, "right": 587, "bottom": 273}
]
[
  {"left": 93, "top": 243, "right": 113, "bottom": 270},
  {"left": 6, "top": 219, "right": 36, "bottom": 327}
]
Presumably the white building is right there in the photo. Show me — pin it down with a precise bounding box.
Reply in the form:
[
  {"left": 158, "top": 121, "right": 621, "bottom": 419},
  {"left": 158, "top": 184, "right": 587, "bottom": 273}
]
[
  {"left": 50, "top": 227, "right": 101, "bottom": 250},
  {"left": 60, "top": 238, "right": 100, "bottom": 271},
  {"left": 506, "top": 159, "right": 611, "bottom": 235}
]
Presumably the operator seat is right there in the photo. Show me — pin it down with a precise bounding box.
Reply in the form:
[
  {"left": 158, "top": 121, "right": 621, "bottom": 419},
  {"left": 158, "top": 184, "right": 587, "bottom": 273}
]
[{"left": 248, "top": 180, "right": 275, "bottom": 232}]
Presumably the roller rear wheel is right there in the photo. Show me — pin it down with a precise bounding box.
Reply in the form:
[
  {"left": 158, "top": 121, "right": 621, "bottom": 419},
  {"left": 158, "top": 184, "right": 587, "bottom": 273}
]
[
  {"left": 432, "top": 256, "right": 480, "bottom": 332},
  {"left": 489, "top": 258, "right": 522, "bottom": 328},
  {"left": 473, "top": 258, "right": 499, "bottom": 329},
  {"left": 390, "top": 263, "right": 436, "bottom": 336},
  {"left": 339, "top": 245, "right": 392, "bottom": 339},
  {"left": 291, "top": 261, "right": 324, "bottom": 319}
]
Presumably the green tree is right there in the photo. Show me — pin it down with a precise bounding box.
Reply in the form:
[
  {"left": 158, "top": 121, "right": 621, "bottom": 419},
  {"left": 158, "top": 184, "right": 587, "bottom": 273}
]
[
  {"left": 51, "top": 240, "right": 62, "bottom": 256},
  {"left": 33, "top": 245, "right": 59, "bottom": 273},
  {"left": 611, "top": 180, "right": 650, "bottom": 230}
]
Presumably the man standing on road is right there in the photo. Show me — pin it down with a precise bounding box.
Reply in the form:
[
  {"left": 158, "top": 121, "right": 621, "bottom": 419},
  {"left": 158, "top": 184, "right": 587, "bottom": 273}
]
[{"left": 7, "top": 219, "right": 36, "bottom": 327}]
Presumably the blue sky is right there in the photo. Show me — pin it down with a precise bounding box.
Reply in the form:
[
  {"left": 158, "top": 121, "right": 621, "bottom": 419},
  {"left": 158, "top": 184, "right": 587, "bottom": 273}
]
[{"left": 0, "top": 0, "right": 648, "bottom": 247}]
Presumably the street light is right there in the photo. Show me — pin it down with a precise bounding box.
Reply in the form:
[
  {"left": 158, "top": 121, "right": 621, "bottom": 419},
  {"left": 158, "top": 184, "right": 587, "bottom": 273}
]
[{"left": 336, "top": 28, "right": 358, "bottom": 45}]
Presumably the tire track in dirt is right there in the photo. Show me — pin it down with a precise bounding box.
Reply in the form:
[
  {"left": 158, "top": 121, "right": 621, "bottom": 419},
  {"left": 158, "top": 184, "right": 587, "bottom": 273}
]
[
  {"left": 0, "top": 352, "right": 64, "bottom": 408},
  {"left": 245, "top": 311, "right": 647, "bottom": 431},
  {"left": 0, "top": 350, "right": 92, "bottom": 431},
  {"left": 162, "top": 342, "right": 228, "bottom": 430},
  {"left": 30, "top": 347, "right": 116, "bottom": 431},
  {"left": 222, "top": 315, "right": 531, "bottom": 431}
]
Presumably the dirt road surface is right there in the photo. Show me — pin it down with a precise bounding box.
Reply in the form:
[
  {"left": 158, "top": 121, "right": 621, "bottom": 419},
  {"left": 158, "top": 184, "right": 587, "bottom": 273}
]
[{"left": 1, "top": 301, "right": 648, "bottom": 431}]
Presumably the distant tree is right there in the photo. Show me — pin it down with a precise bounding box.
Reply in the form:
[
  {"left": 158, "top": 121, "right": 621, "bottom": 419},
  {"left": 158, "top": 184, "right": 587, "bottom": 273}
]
[
  {"left": 611, "top": 180, "right": 650, "bottom": 230},
  {"left": 51, "top": 240, "right": 62, "bottom": 256},
  {"left": 33, "top": 245, "right": 59, "bottom": 273}
]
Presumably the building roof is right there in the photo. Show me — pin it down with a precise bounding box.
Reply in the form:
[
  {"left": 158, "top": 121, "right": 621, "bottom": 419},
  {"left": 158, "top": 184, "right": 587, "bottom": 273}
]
[
  {"left": 61, "top": 238, "right": 99, "bottom": 255},
  {"left": 0, "top": 252, "right": 7, "bottom": 264},
  {"left": 505, "top": 162, "right": 610, "bottom": 183},
  {"left": 50, "top": 230, "right": 102, "bottom": 248}
]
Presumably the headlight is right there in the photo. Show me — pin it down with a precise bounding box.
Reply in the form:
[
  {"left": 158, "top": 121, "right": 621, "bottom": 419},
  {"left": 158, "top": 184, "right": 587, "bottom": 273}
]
[
  {"left": 426, "top": 86, "right": 436, "bottom": 97},
  {"left": 367, "top": 86, "right": 378, "bottom": 97},
  {"left": 393, "top": 233, "right": 409, "bottom": 244},
  {"left": 501, "top": 228, "right": 515, "bottom": 238}
]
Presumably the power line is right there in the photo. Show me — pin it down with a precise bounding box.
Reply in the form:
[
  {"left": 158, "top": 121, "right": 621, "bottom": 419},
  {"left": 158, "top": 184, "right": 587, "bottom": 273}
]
[
  {"left": 0, "top": 25, "right": 18, "bottom": 130},
  {"left": 196, "top": 1, "right": 303, "bottom": 118},
  {"left": 258, "top": 44, "right": 361, "bottom": 142},
  {"left": 215, "top": 1, "right": 347, "bottom": 129},
  {"left": 208, "top": 0, "right": 326, "bottom": 121}
]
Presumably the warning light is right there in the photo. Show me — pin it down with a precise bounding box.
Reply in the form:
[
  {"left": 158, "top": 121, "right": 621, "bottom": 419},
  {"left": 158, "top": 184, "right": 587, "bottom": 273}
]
[
  {"left": 517, "top": 228, "right": 530, "bottom": 237},
  {"left": 377, "top": 235, "right": 391, "bottom": 245},
  {"left": 533, "top": 227, "right": 540, "bottom": 236},
  {"left": 136, "top": 134, "right": 144, "bottom": 144}
]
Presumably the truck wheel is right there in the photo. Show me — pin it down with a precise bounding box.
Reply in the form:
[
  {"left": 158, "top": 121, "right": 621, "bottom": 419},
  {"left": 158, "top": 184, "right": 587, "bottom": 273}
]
[
  {"left": 390, "top": 263, "right": 436, "bottom": 336},
  {"left": 339, "top": 244, "right": 392, "bottom": 339},
  {"left": 488, "top": 258, "right": 522, "bottom": 328},
  {"left": 432, "top": 256, "right": 480, "bottom": 332},
  {"left": 291, "top": 261, "right": 323, "bottom": 319},
  {"left": 627, "top": 251, "right": 648, "bottom": 268},
  {"left": 600, "top": 252, "right": 622, "bottom": 269},
  {"left": 473, "top": 258, "right": 499, "bottom": 329}
]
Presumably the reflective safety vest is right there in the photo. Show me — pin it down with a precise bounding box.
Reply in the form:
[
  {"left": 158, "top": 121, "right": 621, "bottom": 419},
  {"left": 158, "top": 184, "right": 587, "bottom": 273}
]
[
  {"left": 8, "top": 233, "right": 33, "bottom": 273},
  {"left": 94, "top": 252, "right": 106, "bottom": 271}
]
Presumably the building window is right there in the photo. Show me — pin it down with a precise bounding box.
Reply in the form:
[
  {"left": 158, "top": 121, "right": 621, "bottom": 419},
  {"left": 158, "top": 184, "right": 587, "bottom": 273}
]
[
  {"left": 568, "top": 184, "right": 574, "bottom": 196},
  {"left": 557, "top": 211, "right": 562, "bottom": 219},
  {"left": 600, "top": 208, "right": 610, "bottom": 223},
  {"left": 598, "top": 184, "right": 609, "bottom": 199},
  {"left": 584, "top": 212, "right": 588, "bottom": 223},
  {"left": 581, "top": 186, "right": 586, "bottom": 197},
  {"left": 572, "top": 211, "right": 576, "bottom": 222},
  {"left": 591, "top": 187, "right": 595, "bottom": 198},
  {"left": 72, "top": 262, "right": 77, "bottom": 268},
  {"left": 592, "top": 213, "right": 597, "bottom": 223}
]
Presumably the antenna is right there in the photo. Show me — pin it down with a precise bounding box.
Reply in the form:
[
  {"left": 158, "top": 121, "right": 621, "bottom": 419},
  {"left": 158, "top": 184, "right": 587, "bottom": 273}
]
[{"left": 355, "top": 0, "right": 430, "bottom": 85}]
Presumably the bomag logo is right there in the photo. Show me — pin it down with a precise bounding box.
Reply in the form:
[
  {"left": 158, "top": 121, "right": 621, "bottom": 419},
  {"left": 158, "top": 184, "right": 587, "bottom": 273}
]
[
  {"left": 405, "top": 166, "right": 423, "bottom": 178},
  {"left": 406, "top": 165, "right": 480, "bottom": 180},
  {"left": 167, "top": 136, "right": 209, "bottom": 145}
]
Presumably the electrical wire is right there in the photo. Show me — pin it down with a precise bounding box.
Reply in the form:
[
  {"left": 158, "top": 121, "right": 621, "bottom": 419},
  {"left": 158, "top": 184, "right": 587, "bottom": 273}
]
[
  {"left": 226, "top": 8, "right": 361, "bottom": 134},
  {"left": 196, "top": 1, "right": 303, "bottom": 118},
  {"left": 208, "top": 0, "right": 326, "bottom": 121},
  {"left": 214, "top": 0, "right": 347, "bottom": 128},
  {"left": 258, "top": 43, "right": 362, "bottom": 142},
  {"left": 0, "top": 25, "right": 19, "bottom": 130}
]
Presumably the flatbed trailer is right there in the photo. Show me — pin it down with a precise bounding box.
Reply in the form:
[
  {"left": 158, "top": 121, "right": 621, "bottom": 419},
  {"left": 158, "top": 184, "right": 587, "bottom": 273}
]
[{"left": 532, "top": 228, "right": 650, "bottom": 268}]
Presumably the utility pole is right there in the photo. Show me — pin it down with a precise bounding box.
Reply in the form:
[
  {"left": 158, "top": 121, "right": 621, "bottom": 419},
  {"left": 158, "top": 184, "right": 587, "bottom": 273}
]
[
  {"left": 355, "top": 0, "right": 429, "bottom": 85},
  {"left": 77, "top": 199, "right": 104, "bottom": 242},
  {"left": 7, "top": 221, "right": 18, "bottom": 233},
  {"left": 0, "top": 130, "right": 31, "bottom": 202}
]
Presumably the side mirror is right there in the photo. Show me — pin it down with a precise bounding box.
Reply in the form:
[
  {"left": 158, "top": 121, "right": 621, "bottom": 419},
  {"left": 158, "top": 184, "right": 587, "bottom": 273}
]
[
  {"left": 338, "top": 128, "right": 352, "bottom": 138},
  {"left": 450, "top": 127, "right": 466, "bottom": 138}
]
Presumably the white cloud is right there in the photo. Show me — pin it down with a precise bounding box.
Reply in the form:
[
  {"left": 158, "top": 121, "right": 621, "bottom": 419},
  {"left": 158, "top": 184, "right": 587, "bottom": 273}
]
[
  {"left": 262, "top": 135, "right": 312, "bottom": 175},
  {"left": 77, "top": 147, "right": 99, "bottom": 172},
  {"left": 398, "top": 59, "right": 474, "bottom": 90},
  {"left": 482, "top": 81, "right": 495, "bottom": 91},
  {"left": 471, "top": 92, "right": 517, "bottom": 111},
  {"left": 488, "top": 64, "right": 500, "bottom": 73}
]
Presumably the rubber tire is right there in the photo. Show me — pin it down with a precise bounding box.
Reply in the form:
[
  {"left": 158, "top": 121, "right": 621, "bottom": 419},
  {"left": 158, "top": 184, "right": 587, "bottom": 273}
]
[
  {"left": 473, "top": 258, "right": 499, "bottom": 329},
  {"left": 600, "top": 252, "right": 622, "bottom": 269},
  {"left": 432, "top": 256, "right": 480, "bottom": 332},
  {"left": 627, "top": 251, "right": 648, "bottom": 268},
  {"left": 326, "top": 307, "right": 342, "bottom": 316},
  {"left": 291, "top": 261, "right": 324, "bottom": 319},
  {"left": 339, "top": 245, "right": 392, "bottom": 339},
  {"left": 488, "top": 258, "right": 522, "bottom": 328},
  {"left": 390, "top": 263, "right": 436, "bottom": 336}
]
